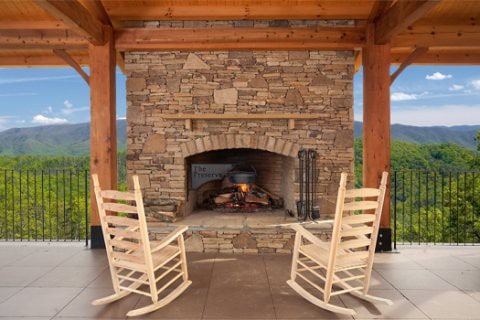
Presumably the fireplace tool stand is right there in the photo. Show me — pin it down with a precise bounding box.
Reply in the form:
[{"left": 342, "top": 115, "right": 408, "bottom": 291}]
[{"left": 297, "top": 149, "right": 319, "bottom": 221}]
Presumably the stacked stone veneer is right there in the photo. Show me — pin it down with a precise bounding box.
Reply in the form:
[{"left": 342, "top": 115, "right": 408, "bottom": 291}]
[{"left": 126, "top": 49, "right": 355, "bottom": 220}]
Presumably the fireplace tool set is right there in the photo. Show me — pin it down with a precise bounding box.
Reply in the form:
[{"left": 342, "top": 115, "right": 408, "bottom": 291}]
[{"left": 297, "top": 149, "right": 320, "bottom": 221}]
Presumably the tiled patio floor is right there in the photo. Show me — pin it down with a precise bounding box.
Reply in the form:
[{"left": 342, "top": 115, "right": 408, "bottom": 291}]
[{"left": 0, "top": 244, "right": 479, "bottom": 319}]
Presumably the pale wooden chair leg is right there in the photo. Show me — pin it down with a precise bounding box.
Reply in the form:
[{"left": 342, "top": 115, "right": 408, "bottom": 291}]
[
  {"left": 287, "top": 280, "right": 356, "bottom": 316},
  {"left": 126, "top": 280, "right": 192, "bottom": 317}
]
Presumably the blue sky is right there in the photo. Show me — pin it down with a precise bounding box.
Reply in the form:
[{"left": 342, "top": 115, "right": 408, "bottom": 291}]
[{"left": 0, "top": 65, "right": 479, "bottom": 131}]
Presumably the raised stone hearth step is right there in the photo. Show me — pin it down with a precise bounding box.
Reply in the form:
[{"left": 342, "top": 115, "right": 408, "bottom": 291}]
[{"left": 148, "top": 210, "right": 332, "bottom": 254}]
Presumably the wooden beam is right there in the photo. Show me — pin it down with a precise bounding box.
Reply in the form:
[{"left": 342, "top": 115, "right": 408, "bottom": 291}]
[
  {"left": 103, "top": 1, "right": 373, "bottom": 20},
  {"left": 0, "top": 54, "right": 89, "bottom": 67},
  {"left": 0, "top": 20, "right": 67, "bottom": 29},
  {"left": 368, "top": 0, "right": 394, "bottom": 21},
  {"left": 362, "top": 23, "right": 391, "bottom": 236},
  {"left": 34, "top": 0, "right": 105, "bottom": 45},
  {"left": 391, "top": 50, "right": 480, "bottom": 65},
  {"left": 53, "top": 49, "right": 89, "bottom": 85},
  {"left": 115, "top": 27, "right": 365, "bottom": 51},
  {"left": 89, "top": 26, "right": 116, "bottom": 247},
  {"left": 0, "top": 29, "right": 88, "bottom": 49},
  {"left": 390, "top": 47, "right": 428, "bottom": 84},
  {"left": 80, "top": 0, "right": 112, "bottom": 25},
  {"left": 354, "top": 50, "right": 362, "bottom": 73},
  {"left": 375, "top": 0, "right": 440, "bottom": 44}
]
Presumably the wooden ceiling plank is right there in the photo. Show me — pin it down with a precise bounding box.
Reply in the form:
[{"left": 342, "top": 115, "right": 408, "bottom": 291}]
[
  {"left": 375, "top": 0, "right": 440, "bottom": 44},
  {"left": 392, "top": 31, "right": 480, "bottom": 48},
  {"left": 115, "top": 27, "right": 365, "bottom": 51},
  {"left": 391, "top": 50, "right": 480, "bottom": 65},
  {"left": 0, "top": 20, "right": 67, "bottom": 29},
  {"left": 0, "top": 29, "right": 88, "bottom": 49},
  {"left": 390, "top": 47, "right": 428, "bottom": 84},
  {"left": 53, "top": 49, "right": 89, "bottom": 85},
  {"left": 34, "top": 0, "right": 105, "bottom": 45}
]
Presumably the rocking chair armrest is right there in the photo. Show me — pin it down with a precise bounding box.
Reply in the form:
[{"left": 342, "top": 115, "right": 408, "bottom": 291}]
[
  {"left": 151, "top": 226, "right": 188, "bottom": 253},
  {"left": 290, "top": 223, "right": 328, "bottom": 247}
]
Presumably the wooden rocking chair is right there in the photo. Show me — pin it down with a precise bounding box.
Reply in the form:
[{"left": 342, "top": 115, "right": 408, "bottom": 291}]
[
  {"left": 287, "top": 172, "right": 392, "bottom": 316},
  {"left": 91, "top": 174, "right": 192, "bottom": 317}
]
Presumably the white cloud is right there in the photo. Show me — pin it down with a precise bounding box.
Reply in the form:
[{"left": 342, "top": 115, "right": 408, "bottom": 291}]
[
  {"left": 31, "top": 115, "right": 68, "bottom": 125},
  {"left": 16, "top": 120, "right": 26, "bottom": 124},
  {"left": 45, "top": 106, "right": 53, "bottom": 114},
  {"left": 0, "top": 116, "right": 13, "bottom": 131},
  {"left": 471, "top": 80, "right": 480, "bottom": 90},
  {"left": 391, "top": 92, "right": 417, "bottom": 101},
  {"left": 392, "top": 104, "right": 480, "bottom": 126},
  {"left": 61, "top": 106, "right": 89, "bottom": 115},
  {"left": 0, "top": 75, "right": 77, "bottom": 85},
  {"left": 63, "top": 100, "right": 73, "bottom": 109},
  {"left": 61, "top": 100, "right": 89, "bottom": 114},
  {"left": 117, "top": 116, "right": 126, "bottom": 120},
  {"left": 449, "top": 84, "right": 464, "bottom": 91},
  {"left": 426, "top": 72, "right": 452, "bottom": 80}
]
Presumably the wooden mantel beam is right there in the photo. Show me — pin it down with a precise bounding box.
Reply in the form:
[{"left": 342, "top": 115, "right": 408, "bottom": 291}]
[
  {"left": 53, "top": 49, "right": 89, "bottom": 85},
  {"left": 34, "top": 0, "right": 105, "bottom": 45},
  {"left": 375, "top": 0, "right": 440, "bottom": 44},
  {"left": 390, "top": 47, "right": 428, "bottom": 84},
  {"left": 115, "top": 27, "right": 365, "bottom": 51},
  {"left": 0, "top": 29, "right": 87, "bottom": 49}
]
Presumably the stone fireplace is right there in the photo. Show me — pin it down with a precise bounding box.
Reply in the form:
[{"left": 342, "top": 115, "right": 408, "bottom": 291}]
[{"left": 126, "top": 47, "right": 354, "bottom": 226}]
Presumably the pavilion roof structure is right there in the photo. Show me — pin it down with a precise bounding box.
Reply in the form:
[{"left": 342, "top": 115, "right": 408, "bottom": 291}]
[{"left": 0, "top": 0, "right": 479, "bottom": 70}]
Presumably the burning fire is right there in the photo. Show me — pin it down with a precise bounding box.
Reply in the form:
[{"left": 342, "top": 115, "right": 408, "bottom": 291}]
[{"left": 237, "top": 184, "right": 250, "bottom": 193}]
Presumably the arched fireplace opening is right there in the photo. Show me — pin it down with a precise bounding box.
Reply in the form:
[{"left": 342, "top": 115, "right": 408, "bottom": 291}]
[{"left": 185, "top": 148, "right": 296, "bottom": 215}]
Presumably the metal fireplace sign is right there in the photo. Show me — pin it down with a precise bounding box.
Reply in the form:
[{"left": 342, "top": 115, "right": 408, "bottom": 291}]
[{"left": 191, "top": 164, "right": 234, "bottom": 189}]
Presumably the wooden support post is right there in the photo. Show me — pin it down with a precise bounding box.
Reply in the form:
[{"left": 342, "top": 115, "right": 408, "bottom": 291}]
[
  {"left": 89, "top": 26, "right": 117, "bottom": 248},
  {"left": 362, "top": 23, "right": 391, "bottom": 251}
]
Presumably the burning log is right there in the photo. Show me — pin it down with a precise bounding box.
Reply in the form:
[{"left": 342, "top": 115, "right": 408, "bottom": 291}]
[{"left": 205, "top": 183, "right": 283, "bottom": 211}]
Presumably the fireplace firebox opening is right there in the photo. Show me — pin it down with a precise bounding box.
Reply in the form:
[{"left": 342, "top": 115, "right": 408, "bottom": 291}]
[{"left": 185, "top": 148, "right": 296, "bottom": 215}]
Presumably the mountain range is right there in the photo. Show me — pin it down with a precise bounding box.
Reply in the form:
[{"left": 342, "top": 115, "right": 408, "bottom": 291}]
[
  {"left": 0, "top": 120, "right": 477, "bottom": 156},
  {"left": 354, "top": 122, "right": 479, "bottom": 149}
]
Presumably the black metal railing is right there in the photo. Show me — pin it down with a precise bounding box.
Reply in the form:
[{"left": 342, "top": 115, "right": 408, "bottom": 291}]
[
  {"left": 392, "top": 170, "right": 479, "bottom": 248},
  {"left": 0, "top": 169, "right": 89, "bottom": 245}
]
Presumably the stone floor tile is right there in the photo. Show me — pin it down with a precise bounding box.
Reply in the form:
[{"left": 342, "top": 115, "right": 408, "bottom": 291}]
[
  {"left": 375, "top": 268, "right": 457, "bottom": 290},
  {"left": 132, "top": 287, "right": 207, "bottom": 319},
  {"left": 270, "top": 286, "right": 352, "bottom": 319},
  {"left": 0, "top": 266, "right": 50, "bottom": 286},
  {"left": 0, "top": 287, "right": 23, "bottom": 303},
  {"left": 30, "top": 266, "right": 106, "bottom": 288},
  {"left": 432, "top": 268, "right": 480, "bottom": 291},
  {"left": 59, "top": 248, "right": 109, "bottom": 267},
  {"left": 203, "top": 284, "right": 276, "bottom": 319},
  {"left": 10, "top": 247, "right": 79, "bottom": 267},
  {"left": 210, "top": 255, "right": 269, "bottom": 288},
  {"left": 58, "top": 287, "right": 140, "bottom": 318},
  {"left": 0, "top": 287, "right": 82, "bottom": 317},
  {"left": 340, "top": 289, "right": 428, "bottom": 319},
  {"left": 263, "top": 254, "right": 292, "bottom": 287},
  {"left": 401, "top": 289, "right": 480, "bottom": 319},
  {"left": 87, "top": 268, "right": 114, "bottom": 288}
]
